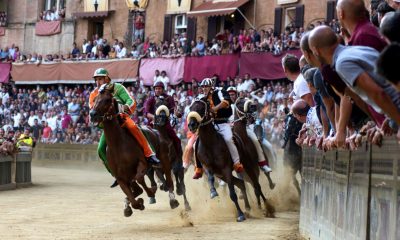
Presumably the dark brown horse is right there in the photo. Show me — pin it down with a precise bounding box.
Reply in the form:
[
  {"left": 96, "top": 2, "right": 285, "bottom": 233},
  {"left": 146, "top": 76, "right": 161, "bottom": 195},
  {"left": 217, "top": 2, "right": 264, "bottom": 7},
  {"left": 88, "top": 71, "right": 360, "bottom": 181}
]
[
  {"left": 233, "top": 98, "right": 275, "bottom": 189},
  {"left": 232, "top": 97, "right": 275, "bottom": 217},
  {"left": 147, "top": 97, "right": 191, "bottom": 210},
  {"left": 187, "top": 97, "right": 250, "bottom": 222},
  {"left": 90, "top": 84, "right": 160, "bottom": 216}
]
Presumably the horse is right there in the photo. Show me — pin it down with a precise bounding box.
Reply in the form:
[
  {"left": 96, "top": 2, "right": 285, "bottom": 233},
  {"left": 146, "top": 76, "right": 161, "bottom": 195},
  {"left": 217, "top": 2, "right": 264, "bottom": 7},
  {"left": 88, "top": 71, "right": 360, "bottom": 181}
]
[
  {"left": 234, "top": 98, "right": 276, "bottom": 190},
  {"left": 282, "top": 113, "right": 303, "bottom": 196},
  {"left": 148, "top": 96, "right": 191, "bottom": 211},
  {"left": 90, "top": 83, "right": 159, "bottom": 216},
  {"left": 187, "top": 97, "right": 251, "bottom": 222}
]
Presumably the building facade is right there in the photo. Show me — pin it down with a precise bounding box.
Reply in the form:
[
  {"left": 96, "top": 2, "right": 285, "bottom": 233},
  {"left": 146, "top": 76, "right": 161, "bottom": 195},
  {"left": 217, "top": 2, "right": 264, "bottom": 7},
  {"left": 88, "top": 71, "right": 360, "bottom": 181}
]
[{"left": 0, "top": 0, "right": 372, "bottom": 56}]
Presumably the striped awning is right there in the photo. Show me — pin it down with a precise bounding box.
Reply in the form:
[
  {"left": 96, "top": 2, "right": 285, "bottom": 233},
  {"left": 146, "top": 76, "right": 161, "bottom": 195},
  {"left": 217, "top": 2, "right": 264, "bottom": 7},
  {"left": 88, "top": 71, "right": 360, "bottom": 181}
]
[{"left": 187, "top": 0, "right": 249, "bottom": 18}]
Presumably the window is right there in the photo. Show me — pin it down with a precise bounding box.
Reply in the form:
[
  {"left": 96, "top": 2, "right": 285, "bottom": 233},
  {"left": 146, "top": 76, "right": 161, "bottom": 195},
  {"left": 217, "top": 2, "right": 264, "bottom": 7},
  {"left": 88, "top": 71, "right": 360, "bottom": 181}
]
[
  {"left": 284, "top": 7, "right": 296, "bottom": 28},
  {"left": 45, "top": 0, "right": 65, "bottom": 11},
  {"left": 174, "top": 14, "right": 187, "bottom": 34}
]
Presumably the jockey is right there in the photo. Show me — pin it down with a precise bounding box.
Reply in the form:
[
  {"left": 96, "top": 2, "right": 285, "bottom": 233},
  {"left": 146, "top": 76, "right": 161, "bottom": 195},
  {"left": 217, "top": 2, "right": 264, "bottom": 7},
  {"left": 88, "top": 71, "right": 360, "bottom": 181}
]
[
  {"left": 144, "top": 80, "right": 182, "bottom": 157},
  {"left": 192, "top": 78, "right": 244, "bottom": 179},
  {"left": 89, "top": 68, "right": 161, "bottom": 188},
  {"left": 227, "top": 86, "right": 272, "bottom": 174}
]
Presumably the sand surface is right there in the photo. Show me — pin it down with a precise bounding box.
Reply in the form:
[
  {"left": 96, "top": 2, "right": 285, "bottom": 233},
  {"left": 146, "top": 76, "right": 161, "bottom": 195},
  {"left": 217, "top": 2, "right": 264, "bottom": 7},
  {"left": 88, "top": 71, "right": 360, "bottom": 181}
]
[{"left": 0, "top": 153, "right": 300, "bottom": 240}]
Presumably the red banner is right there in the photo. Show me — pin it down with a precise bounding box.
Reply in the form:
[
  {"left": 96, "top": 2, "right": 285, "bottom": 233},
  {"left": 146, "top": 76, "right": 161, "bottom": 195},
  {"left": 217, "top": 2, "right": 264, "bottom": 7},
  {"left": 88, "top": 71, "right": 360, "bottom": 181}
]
[
  {"left": 11, "top": 59, "right": 139, "bottom": 84},
  {"left": 183, "top": 54, "right": 239, "bottom": 82},
  {"left": 0, "top": 27, "right": 5, "bottom": 36},
  {"left": 35, "top": 21, "right": 61, "bottom": 36},
  {"left": 239, "top": 50, "right": 302, "bottom": 80},
  {"left": 0, "top": 63, "right": 11, "bottom": 83}
]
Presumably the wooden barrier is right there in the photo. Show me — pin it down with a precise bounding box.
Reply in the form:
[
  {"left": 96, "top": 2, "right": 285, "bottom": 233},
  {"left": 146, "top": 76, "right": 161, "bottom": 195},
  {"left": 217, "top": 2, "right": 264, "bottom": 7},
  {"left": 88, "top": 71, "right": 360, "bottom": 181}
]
[
  {"left": 32, "top": 143, "right": 99, "bottom": 164},
  {"left": 299, "top": 137, "right": 400, "bottom": 240},
  {"left": 0, "top": 152, "right": 32, "bottom": 190}
]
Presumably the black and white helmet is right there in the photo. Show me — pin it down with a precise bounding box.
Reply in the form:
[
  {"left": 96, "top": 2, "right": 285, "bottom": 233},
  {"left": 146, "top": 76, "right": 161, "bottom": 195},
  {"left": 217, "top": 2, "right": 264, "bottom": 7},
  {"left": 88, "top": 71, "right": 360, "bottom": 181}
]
[{"left": 200, "top": 78, "right": 213, "bottom": 87}]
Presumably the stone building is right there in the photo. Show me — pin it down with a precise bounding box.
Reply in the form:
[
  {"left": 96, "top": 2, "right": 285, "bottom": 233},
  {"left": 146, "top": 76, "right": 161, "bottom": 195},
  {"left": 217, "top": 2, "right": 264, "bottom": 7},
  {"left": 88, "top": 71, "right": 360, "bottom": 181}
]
[{"left": 0, "top": 0, "right": 371, "bottom": 56}]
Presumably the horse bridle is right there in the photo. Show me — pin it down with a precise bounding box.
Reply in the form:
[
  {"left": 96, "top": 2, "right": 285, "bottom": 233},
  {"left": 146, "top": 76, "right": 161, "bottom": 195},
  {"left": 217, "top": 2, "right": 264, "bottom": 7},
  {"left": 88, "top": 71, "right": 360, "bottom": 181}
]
[
  {"left": 95, "top": 96, "right": 118, "bottom": 123},
  {"left": 232, "top": 98, "right": 256, "bottom": 124},
  {"left": 190, "top": 99, "right": 214, "bottom": 127}
]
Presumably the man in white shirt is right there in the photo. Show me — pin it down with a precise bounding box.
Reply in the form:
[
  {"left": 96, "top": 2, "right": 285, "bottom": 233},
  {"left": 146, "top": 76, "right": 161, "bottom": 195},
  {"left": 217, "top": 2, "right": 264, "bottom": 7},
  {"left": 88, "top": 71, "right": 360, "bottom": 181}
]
[
  {"left": 282, "top": 54, "right": 314, "bottom": 107},
  {"left": 159, "top": 71, "right": 170, "bottom": 89},
  {"left": 291, "top": 99, "right": 323, "bottom": 138}
]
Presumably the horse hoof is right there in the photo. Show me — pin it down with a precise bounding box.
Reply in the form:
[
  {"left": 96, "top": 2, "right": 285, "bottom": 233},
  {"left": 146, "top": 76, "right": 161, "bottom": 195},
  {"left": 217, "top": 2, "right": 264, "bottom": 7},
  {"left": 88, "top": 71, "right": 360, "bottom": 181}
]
[
  {"left": 124, "top": 207, "right": 133, "bottom": 217},
  {"left": 138, "top": 198, "right": 144, "bottom": 205},
  {"left": 245, "top": 206, "right": 251, "bottom": 212},
  {"left": 269, "top": 182, "right": 276, "bottom": 190},
  {"left": 210, "top": 190, "right": 219, "bottom": 199},
  {"left": 237, "top": 214, "right": 246, "bottom": 222},
  {"left": 185, "top": 203, "right": 192, "bottom": 211},
  {"left": 239, "top": 194, "right": 244, "bottom": 200},
  {"left": 149, "top": 197, "right": 156, "bottom": 204},
  {"left": 170, "top": 199, "right": 180, "bottom": 209}
]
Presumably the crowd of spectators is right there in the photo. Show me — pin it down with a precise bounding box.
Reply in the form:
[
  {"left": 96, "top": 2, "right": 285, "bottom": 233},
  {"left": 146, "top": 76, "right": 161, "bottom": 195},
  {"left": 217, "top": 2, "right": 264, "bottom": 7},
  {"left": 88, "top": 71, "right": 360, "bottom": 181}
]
[
  {"left": 39, "top": 6, "right": 65, "bottom": 21},
  {"left": 0, "top": 71, "right": 293, "bottom": 148},
  {"left": 0, "top": 19, "right": 341, "bottom": 63}
]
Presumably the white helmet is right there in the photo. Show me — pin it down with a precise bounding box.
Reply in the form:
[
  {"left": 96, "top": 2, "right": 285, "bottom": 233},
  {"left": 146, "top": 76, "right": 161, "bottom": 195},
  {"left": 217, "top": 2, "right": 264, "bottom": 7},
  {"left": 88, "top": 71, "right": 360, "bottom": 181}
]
[
  {"left": 200, "top": 78, "right": 213, "bottom": 87},
  {"left": 227, "top": 86, "right": 237, "bottom": 93}
]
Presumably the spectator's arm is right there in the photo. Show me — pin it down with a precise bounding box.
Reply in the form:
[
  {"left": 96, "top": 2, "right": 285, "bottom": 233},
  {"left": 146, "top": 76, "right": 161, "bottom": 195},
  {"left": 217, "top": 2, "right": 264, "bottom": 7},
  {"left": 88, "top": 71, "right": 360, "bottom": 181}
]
[
  {"left": 321, "top": 96, "right": 336, "bottom": 132},
  {"left": 301, "top": 93, "right": 315, "bottom": 107},
  {"left": 355, "top": 72, "right": 400, "bottom": 125},
  {"left": 335, "top": 95, "right": 352, "bottom": 148}
]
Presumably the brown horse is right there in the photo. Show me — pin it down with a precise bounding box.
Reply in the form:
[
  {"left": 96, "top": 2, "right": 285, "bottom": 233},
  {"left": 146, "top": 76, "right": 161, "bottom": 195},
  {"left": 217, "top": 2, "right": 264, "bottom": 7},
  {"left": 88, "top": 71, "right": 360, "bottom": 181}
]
[
  {"left": 90, "top": 83, "right": 159, "bottom": 216},
  {"left": 187, "top": 97, "right": 250, "bottom": 222},
  {"left": 147, "top": 97, "right": 191, "bottom": 210},
  {"left": 233, "top": 98, "right": 275, "bottom": 189},
  {"left": 232, "top": 97, "right": 275, "bottom": 217}
]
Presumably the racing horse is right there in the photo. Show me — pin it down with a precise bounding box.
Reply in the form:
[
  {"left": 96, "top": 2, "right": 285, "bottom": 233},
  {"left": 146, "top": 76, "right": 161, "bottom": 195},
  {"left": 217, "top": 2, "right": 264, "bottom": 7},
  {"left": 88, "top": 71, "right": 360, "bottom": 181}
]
[
  {"left": 146, "top": 96, "right": 191, "bottom": 211},
  {"left": 282, "top": 112, "right": 303, "bottom": 196},
  {"left": 187, "top": 97, "right": 251, "bottom": 222},
  {"left": 90, "top": 83, "right": 168, "bottom": 216},
  {"left": 234, "top": 97, "right": 276, "bottom": 190}
]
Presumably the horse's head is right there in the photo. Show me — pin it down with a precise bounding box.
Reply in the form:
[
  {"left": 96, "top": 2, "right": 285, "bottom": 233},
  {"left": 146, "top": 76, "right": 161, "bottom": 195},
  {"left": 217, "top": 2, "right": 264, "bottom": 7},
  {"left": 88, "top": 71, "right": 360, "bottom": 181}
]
[
  {"left": 234, "top": 97, "right": 257, "bottom": 124},
  {"left": 90, "top": 83, "right": 118, "bottom": 124},
  {"left": 187, "top": 96, "right": 211, "bottom": 133},
  {"left": 154, "top": 96, "right": 169, "bottom": 127}
]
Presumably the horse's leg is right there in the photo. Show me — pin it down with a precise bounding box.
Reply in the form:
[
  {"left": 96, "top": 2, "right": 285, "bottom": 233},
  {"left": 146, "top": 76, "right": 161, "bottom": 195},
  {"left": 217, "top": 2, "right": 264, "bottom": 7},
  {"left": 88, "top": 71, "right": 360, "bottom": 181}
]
[
  {"left": 164, "top": 164, "right": 179, "bottom": 209},
  {"left": 264, "top": 171, "right": 276, "bottom": 190},
  {"left": 231, "top": 175, "right": 251, "bottom": 211},
  {"left": 137, "top": 176, "right": 156, "bottom": 199},
  {"left": 118, "top": 179, "right": 144, "bottom": 211},
  {"left": 130, "top": 180, "right": 144, "bottom": 198},
  {"left": 172, "top": 162, "right": 184, "bottom": 196},
  {"left": 173, "top": 162, "right": 191, "bottom": 211},
  {"left": 123, "top": 197, "right": 133, "bottom": 217},
  {"left": 247, "top": 169, "right": 276, "bottom": 218},
  {"left": 205, "top": 170, "right": 218, "bottom": 199},
  {"left": 223, "top": 173, "right": 246, "bottom": 222},
  {"left": 146, "top": 168, "right": 157, "bottom": 204},
  {"left": 293, "top": 168, "right": 301, "bottom": 196},
  {"left": 155, "top": 168, "right": 168, "bottom": 192}
]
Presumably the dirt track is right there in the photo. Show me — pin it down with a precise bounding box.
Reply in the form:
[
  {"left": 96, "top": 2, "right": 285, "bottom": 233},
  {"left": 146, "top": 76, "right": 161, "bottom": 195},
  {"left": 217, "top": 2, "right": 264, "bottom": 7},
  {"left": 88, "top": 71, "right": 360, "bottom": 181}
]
[{"left": 0, "top": 160, "right": 300, "bottom": 240}]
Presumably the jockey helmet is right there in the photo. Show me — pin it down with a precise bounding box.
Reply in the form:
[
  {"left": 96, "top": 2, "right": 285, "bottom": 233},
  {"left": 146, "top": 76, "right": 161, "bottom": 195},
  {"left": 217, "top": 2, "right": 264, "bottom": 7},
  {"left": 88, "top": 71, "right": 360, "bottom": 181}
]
[
  {"left": 227, "top": 86, "right": 237, "bottom": 93},
  {"left": 93, "top": 68, "right": 109, "bottom": 79},
  {"left": 200, "top": 78, "right": 213, "bottom": 87},
  {"left": 153, "top": 80, "right": 165, "bottom": 90}
]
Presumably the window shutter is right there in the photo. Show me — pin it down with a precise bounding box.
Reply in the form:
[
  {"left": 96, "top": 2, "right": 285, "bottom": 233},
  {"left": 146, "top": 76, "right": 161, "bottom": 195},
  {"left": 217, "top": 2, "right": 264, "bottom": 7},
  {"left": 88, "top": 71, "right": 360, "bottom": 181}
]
[
  {"left": 187, "top": 17, "right": 197, "bottom": 43},
  {"left": 295, "top": 5, "right": 305, "bottom": 28},
  {"left": 207, "top": 17, "right": 217, "bottom": 42},
  {"left": 274, "top": 7, "right": 283, "bottom": 36},
  {"left": 163, "top": 15, "right": 173, "bottom": 42},
  {"left": 326, "top": 1, "right": 336, "bottom": 23}
]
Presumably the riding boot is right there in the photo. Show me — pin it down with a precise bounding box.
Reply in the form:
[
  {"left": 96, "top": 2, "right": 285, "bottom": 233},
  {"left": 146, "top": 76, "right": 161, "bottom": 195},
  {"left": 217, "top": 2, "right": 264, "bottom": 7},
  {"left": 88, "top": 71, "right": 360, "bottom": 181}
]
[
  {"left": 110, "top": 179, "right": 119, "bottom": 188},
  {"left": 193, "top": 167, "right": 203, "bottom": 179},
  {"left": 193, "top": 154, "right": 203, "bottom": 179},
  {"left": 233, "top": 162, "right": 244, "bottom": 173},
  {"left": 258, "top": 160, "right": 272, "bottom": 173}
]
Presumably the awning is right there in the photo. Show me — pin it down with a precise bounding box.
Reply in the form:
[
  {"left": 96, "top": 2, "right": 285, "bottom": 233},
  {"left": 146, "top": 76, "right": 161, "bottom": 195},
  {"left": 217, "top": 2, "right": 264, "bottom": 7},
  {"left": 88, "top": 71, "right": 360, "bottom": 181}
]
[
  {"left": 72, "top": 11, "right": 112, "bottom": 18},
  {"left": 187, "top": 0, "right": 249, "bottom": 18}
]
